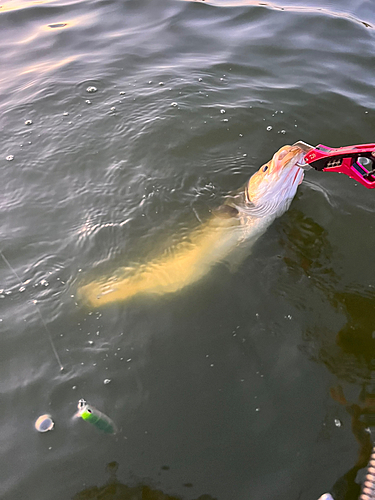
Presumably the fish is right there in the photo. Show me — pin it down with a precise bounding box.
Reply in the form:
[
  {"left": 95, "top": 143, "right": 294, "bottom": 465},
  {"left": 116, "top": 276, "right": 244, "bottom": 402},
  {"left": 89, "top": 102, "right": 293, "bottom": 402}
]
[
  {"left": 74, "top": 399, "right": 117, "bottom": 434},
  {"left": 77, "top": 144, "right": 305, "bottom": 307}
]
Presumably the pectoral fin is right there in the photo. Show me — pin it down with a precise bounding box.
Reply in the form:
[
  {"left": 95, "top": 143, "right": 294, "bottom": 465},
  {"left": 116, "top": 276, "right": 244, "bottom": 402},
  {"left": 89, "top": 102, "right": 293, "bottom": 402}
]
[{"left": 213, "top": 204, "right": 239, "bottom": 219}]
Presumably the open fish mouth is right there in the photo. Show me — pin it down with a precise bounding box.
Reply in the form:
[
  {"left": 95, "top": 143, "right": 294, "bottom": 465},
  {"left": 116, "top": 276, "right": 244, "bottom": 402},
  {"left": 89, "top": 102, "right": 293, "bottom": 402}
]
[{"left": 286, "top": 153, "right": 305, "bottom": 184}]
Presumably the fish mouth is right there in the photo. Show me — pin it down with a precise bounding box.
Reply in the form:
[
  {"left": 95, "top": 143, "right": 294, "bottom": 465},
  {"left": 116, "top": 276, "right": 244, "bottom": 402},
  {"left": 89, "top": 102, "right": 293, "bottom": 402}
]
[
  {"left": 272, "top": 146, "right": 304, "bottom": 174},
  {"left": 268, "top": 147, "right": 305, "bottom": 200},
  {"left": 273, "top": 147, "right": 305, "bottom": 181},
  {"left": 291, "top": 164, "right": 305, "bottom": 186},
  {"left": 284, "top": 152, "right": 305, "bottom": 187}
]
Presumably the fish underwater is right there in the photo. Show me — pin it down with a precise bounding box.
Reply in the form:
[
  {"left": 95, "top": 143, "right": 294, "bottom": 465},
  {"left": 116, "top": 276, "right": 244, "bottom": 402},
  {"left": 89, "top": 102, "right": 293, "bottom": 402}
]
[{"left": 77, "top": 144, "right": 305, "bottom": 307}]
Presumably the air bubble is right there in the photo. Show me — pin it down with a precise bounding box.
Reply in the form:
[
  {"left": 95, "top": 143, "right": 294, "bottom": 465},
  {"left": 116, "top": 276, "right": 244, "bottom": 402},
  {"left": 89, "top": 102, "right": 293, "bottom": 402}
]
[
  {"left": 104, "top": 378, "right": 111, "bottom": 384},
  {"left": 266, "top": 126, "right": 272, "bottom": 131},
  {"left": 25, "top": 120, "right": 33, "bottom": 126},
  {"left": 85, "top": 100, "right": 91, "bottom": 105},
  {"left": 171, "top": 102, "right": 178, "bottom": 107},
  {"left": 86, "top": 86, "right": 97, "bottom": 93},
  {"left": 6, "top": 155, "right": 14, "bottom": 161},
  {"left": 220, "top": 109, "right": 225, "bottom": 114}
]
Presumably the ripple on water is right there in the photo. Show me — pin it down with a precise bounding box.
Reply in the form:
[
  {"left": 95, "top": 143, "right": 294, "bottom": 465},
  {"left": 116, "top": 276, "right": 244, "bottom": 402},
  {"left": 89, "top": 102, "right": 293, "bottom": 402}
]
[
  {"left": 76, "top": 79, "right": 107, "bottom": 98},
  {"left": 2, "top": 0, "right": 375, "bottom": 499}
]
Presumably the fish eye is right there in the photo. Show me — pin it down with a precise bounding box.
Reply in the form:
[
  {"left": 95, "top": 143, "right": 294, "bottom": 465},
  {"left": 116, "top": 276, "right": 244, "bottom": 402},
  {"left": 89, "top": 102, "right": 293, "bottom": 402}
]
[
  {"left": 87, "top": 408, "right": 92, "bottom": 413},
  {"left": 262, "top": 165, "right": 268, "bottom": 172}
]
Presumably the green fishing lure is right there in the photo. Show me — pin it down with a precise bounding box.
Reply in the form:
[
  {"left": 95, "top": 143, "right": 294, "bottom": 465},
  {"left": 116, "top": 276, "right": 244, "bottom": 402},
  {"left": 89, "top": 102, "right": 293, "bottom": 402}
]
[{"left": 75, "top": 399, "right": 117, "bottom": 434}]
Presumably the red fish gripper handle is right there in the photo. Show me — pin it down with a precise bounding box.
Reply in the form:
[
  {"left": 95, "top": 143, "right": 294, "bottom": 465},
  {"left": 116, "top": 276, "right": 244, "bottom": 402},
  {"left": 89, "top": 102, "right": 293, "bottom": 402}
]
[{"left": 304, "top": 143, "right": 375, "bottom": 189}]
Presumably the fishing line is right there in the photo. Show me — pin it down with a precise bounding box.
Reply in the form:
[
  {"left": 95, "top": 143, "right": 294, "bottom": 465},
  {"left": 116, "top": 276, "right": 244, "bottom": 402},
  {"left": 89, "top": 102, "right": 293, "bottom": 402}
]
[{"left": 0, "top": 249, "right": 64, "bottom": 371}]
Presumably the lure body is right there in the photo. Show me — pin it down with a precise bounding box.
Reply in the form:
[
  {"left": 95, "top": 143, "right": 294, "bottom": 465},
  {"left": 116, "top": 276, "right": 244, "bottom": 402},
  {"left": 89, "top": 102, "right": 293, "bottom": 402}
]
[{"left": 75, "top": 399, "right": 117, "bottom": 434}]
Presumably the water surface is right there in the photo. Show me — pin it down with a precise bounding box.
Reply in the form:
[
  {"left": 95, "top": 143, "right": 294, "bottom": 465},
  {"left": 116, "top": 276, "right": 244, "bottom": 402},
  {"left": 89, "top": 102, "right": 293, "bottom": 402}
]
[{"left": 1, "top": 0, "right": 375, "bottom": 499}]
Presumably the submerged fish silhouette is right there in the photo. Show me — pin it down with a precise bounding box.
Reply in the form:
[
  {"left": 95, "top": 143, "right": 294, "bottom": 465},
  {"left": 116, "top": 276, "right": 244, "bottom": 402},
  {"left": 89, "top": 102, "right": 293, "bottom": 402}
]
[{"left": 77, "top": 145, "right": 305, "bottom": 306}]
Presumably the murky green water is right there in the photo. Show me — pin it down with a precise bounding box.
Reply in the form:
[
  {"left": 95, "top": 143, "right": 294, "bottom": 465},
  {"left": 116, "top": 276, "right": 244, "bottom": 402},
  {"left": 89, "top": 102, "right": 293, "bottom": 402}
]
[{"left": 1, "top": 0, "right": 375, "bottom": 499}]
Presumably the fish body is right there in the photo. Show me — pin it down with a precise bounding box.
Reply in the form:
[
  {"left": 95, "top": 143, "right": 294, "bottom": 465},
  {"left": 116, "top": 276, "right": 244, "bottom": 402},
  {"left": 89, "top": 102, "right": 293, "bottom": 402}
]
[
  {"left": 78, "top": 145, "right": 305, "bottom": 307},
  {"left": 74, "top": 399, "right": 117, "bottom": 434}
]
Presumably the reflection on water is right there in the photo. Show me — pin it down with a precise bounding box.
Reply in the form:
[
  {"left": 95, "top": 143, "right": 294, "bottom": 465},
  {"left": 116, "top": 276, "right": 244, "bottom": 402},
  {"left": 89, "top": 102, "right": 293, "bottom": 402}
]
[
  {"left": 279, "top": 206, "right": 375, "bottom": 497},
  {"left": 313, "top": 285, "right": 375, "bottom": 384},
  {"left": 321, "top": 383, "right": 375, "bottom": 500},
  {"left": 73, "top": 461, "right": 216, "bottom": 500},
  {"left": 279, "top": 208, "right": 375, "bottom": 384},
  {"left": 280, "top": 207, "right": 337, "bottom": 293},
  {"left": 335, "top": 288, "right": 375, "bottom": 368}
]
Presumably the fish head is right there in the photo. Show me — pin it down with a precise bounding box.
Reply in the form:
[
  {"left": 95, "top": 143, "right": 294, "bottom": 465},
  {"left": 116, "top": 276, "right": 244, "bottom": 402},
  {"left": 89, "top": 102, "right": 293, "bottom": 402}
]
[{"left": 246, "top": 145, "right": 305, "bottom": 213}]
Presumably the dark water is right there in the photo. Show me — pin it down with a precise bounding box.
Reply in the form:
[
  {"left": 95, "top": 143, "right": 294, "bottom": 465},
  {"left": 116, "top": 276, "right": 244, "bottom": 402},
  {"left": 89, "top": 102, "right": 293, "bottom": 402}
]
[{"left": 1, "top": 0, "right": 375, "bottom": 499}]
